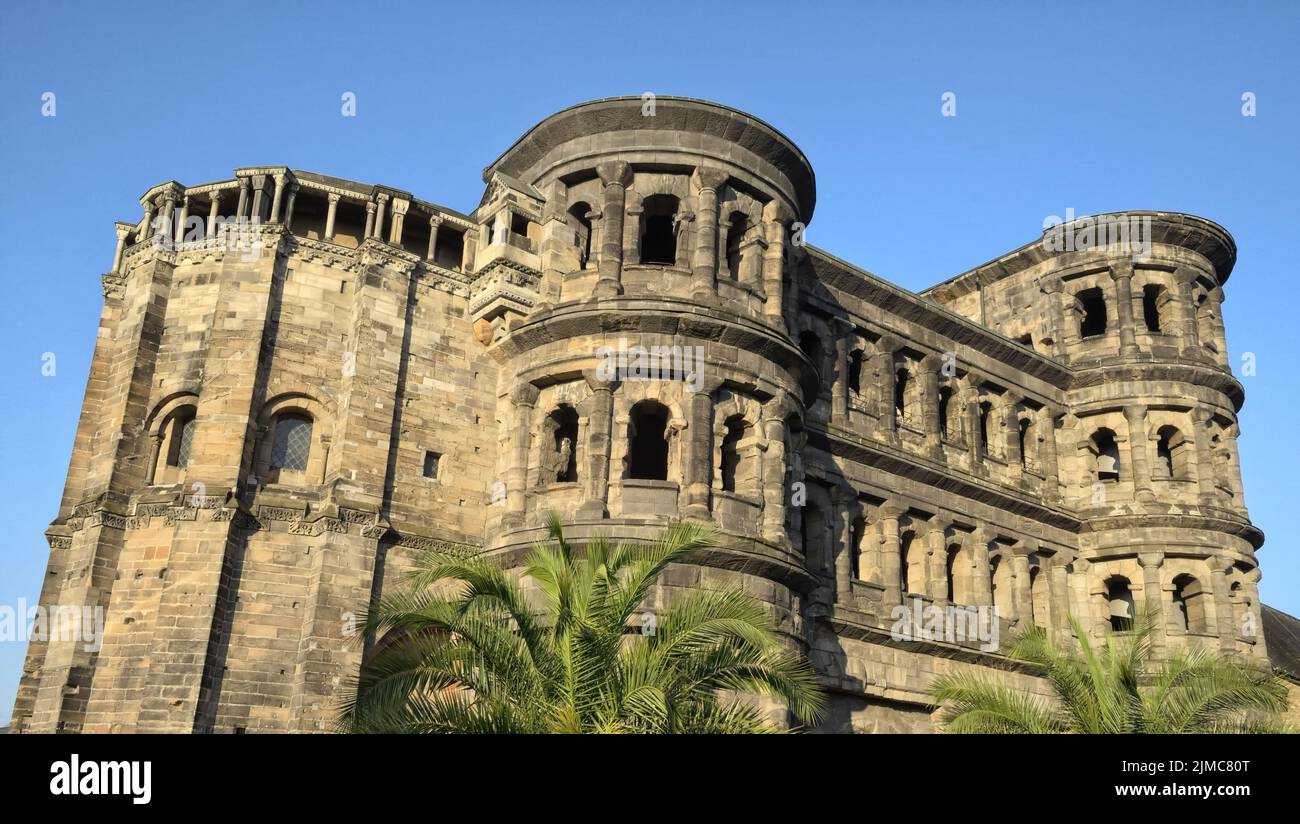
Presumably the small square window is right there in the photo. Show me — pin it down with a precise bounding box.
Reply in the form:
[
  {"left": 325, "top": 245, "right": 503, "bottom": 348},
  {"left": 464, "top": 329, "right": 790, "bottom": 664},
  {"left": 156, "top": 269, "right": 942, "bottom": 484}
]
[{"left": 423, "top": 451, "right": 441, "bottom": 479}]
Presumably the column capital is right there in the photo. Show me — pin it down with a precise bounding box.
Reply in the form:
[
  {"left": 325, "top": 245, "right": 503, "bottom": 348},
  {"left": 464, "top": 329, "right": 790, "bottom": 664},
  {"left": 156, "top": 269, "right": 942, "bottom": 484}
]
[
  {"left": 691, "top": 167, "right": 729, "bottom": 192},
  {"left": 429, "top": 214, "right": 443, "bottom": 227},
  {"left": 1138, "top": 551, "right": 1165, "bottom": 570},
  {"left": 365, "top": 201, "right": 376, "bottom": 215},
  {"left": 114, "top": 222, "right": 134, "bottom": 241},
  {"left": 1039, "top": 275, "right": 1064, "bottom": 294},
  {"left": 582, "top": 368, "right": 619, "bottom": 393},
  {"left": 762, "top": 199, "right": 794, "bottom": 225},
  {"left": 1109, "top": 259, "right": 1135, "bottom": 280},
  {"left": 596, "top": 160, "right": 633, "bottom": 187},
  {"left": 375, "top": 192, "right": 390, "bottom": 204},
  {"left": 509, "top": 382, "right": 539, "bottom": 408},
  {"left": 926, "top": 513, "right": 953, "bottom": 536},
  {"left": 327, "top": 192, "right": 341, "bottom": 204}
]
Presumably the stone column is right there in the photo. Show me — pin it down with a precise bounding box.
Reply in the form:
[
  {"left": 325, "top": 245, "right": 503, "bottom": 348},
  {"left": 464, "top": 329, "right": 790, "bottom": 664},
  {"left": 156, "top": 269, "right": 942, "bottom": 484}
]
[
  {"left": 205, "top": 192, "right": 222, "bottom": 240},
  {"left": 878, "top": 499, "right": 905, "bottom": 608},
  {"left": 1174, "top": 268, "right": 1202, "bottom": 357},
  {"left": 1206, "top": 287, "right": 1230, "bottom": 368},
  {"left": 158, "top": 191, "right": 177, "bottom": 246},
  {"left": 1209, "top": 559, "right": 1237, "bottom": 652},
  {"left": 1138, "top": 552, "right": 1168, "bottom": 650},
  {"left": 682, "top": 380, "right": 719, "bottom": 521},
  {"left": 963, "top": 373, "right": 983, "bottom": 469},
  {"left": 174, "top": 194, "right": 190, "bottom": 244},
  {"left": 874, "top": 337, "right": 898, "bottom": 440},
  {"left": 920, "top": 354, "right": 943, "bottom": 459},
  {"left": 832, "top": 485, "right": 856, "bottom": 601},
  {"left": 1039, "top": 276, "right": 1066, "bottom": 357},
  {"left": 759, "top": 395, "right": 793, "bottom": 545},
  {"left": 1189, "top": 406, "right": 1217, "bottom": 501},
  {"left": 1112, "top": 261, "right": 1139, "bottom": 356},
  {"left": 577, "top": 371, "right": 617, "bottom": 519},
  {"left": 761, "top": 201, "right": 789, "bottom": 323},
  {"left": 926, "top": 515, "right": 952, "bottom": 601},
  {"left": 111, "top": 223, "right": 131, "bottom": 273},
  {"left": 250, "top": 175, "right": 267, "bottom": 221},
  {"left": 373, "top": 193, "right": 389, "bottom": 240},
  {"left": 145, "top": 431, "right": 165, "bottom": 484},
  {"left": 1038, "top": 404, "right": 1061, "bottom": 502},
  {"left": 594, "top": 160, "right": 632, "bottom": 298},
  {"left": 690, "top": 168, "right": 727, "bottom": 299},
  {"left": 969, "top": 526, "right": 994, "bottom": 608},
  {"left": 504, "top": 382, "right": 538, "bottom": 529},
  {"left": 1124, "top": 404, "right": 1154, "bottom": 501},
  {"left": 389, "top": 199, "right": 408, "bottom": 245},
  {"left": 831, "top": 324, "right": 850, "bottom": 425},
  {"left": 270, "top": 173, "right": 286, "bottom": 223},
  {"left": 1002, "top": 393, "right": 1023, "bottom": 481},
  {"left": 623, "top": 203, "right": 643, "bottom": 266},
  {"left": 426, "top": 215, "right": 442, "bottom": 261},
  {"left": 363, "top": 201, "right": 376, "bottom": 239},
  {"left": 140, "top": 199, "right": 157, "bottom": 241},
  {"left": 236, "top": 178, "right": 250, "bottom": 220},
  {"left": 1010, "top": 539, "right": 1034, "bottom": 626},
  {"left": 1048, "top": 552, "right": 1072, "bottom": 642},
  {"left": 282, "top": 185, "right": 298, "bottom": 231},
  {"left": 324, "top": 193, "right": 340, "bottom": 240}
]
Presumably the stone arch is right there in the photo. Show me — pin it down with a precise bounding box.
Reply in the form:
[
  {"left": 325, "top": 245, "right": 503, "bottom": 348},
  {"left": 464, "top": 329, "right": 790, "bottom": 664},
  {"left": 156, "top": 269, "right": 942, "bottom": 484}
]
[
  {"left": 1105, "top": 575, "right": 1136, "bottom": 632},
  {"left": 1171, "top": 573, "right": 1208, "bottom": 634},
  {"left": 145, "top": 391, "right": 201, "bottom": 485},
  {"left": 712, "top": 391, "right": 761, "bottom": 498},
  {"left": 1154, "top": 424, "right": 1190, "bottom": 480},
  {"left": 254, "top": 392, "right": 332, "bottom": 486}
]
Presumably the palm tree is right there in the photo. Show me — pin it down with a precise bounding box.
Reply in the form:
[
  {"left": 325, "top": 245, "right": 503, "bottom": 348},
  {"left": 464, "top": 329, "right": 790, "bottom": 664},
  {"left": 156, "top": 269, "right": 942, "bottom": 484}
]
[
  {"left": 930, "top": 612, "right": 1289, "bottom": 733},
  {"left": 339, "top": 516, "right": 825, "bottom": 733}
]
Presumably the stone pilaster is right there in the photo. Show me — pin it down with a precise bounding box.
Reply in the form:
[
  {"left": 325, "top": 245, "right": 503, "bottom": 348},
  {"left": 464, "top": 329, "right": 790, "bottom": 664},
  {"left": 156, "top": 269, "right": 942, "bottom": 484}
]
[
  {"left": 503, "top": 382, "right": 539, "bottom": 529},
  {"left": 577, "top": 370, "right": 617, "bottom": 519},
  {"left": 761, "top": 200, "right": 790, "bottom": 324},
  {"left": 325, "top": 193, "right": 340, "bottom": 241},
  {"left": 1124, "top": 404, "right": 1155, "bottom": 502},
  {"left": 1111, "top": 261, "right": 1139, "bottom": 356}
]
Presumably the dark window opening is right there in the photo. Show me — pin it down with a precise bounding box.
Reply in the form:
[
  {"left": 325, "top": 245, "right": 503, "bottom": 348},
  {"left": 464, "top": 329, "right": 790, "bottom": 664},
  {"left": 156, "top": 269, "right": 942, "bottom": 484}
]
[
  {"left": 1078, "top": 287, "right": 1108, "bottom": 338},
  {"left": 166, "top": 409, "right": 197, "bottom": 469},
  {"left": 1107, "top": 578, "right": 1135, "bottom": 632},
  {"left": 1016, "top": 333, "right": 1033, "bottom": 347},
  {"left": 510, "top": 212, "right": 530, "bottom": 240},
  {"left": 567, "top": 202, "right": 593, "bottom": 268},
  {"left": 1018, "top": 418, "right": 1030, "bottom": 467},
  {"left": 720, "top": 416, "right": 750, "bottom": 492},
  {"left": 628, "top": 402, "right": 670, "bottom": 481},
  {"left": 641, "top": 194, "right": 679, "bottom": 265},
  {"left": 900, "top": 532, "right": 915, "bottom": 595},
  {"left": 946, "top": 547, "right": 959, "bottom": 602},
  {"left": 549, "top": 406, "right": 579, "bottom": 483},
  {"left": 938, "top": 386, "right": 953, "bottom": 439},
  {"left": 1143, "top": 284, "right": 1162, "bottom": 333},
  {"left": 848, "top": 350, "right": 863, "bottom": 396},
  {"left": 978, "top": 401, "right": 992, "bottom": 453},
  {"left": 1093, "top": 428, "right": 1120, "bottom": 481},
  {"left": 434, "top": 227, "right": 465, "bottom": 271},
  {"left": 894, "top": 369, "right": 909, "bottom": 420},
  {"left": 423, "top": 451, "right": 441, "bottom": 479},
  {"left": 724, "top": 212, "right": 748, "bottom": 280}
]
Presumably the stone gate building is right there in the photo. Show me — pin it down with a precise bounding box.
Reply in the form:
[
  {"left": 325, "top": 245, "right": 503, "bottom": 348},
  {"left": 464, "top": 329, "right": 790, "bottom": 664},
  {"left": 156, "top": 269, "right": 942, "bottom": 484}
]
[{"left": 12, "top": 96, "right": 1265, "bottom": 733}]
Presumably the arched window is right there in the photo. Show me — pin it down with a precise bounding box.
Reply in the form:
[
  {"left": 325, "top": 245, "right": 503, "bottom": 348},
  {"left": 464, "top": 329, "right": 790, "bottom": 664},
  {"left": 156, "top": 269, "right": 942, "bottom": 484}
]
[
  {"left": 1018, "top": 417, "right": 1031, "bottom": 468},
  {"left": 847, "top": 350, "right": 864, "bottom": 397},
  {"left": 1172, "top": 574, "right": 1208, "bottom": 634},
  {"left": 1142, "top": 284, "right": 1163, "bottom": 333},
  {"left": 627, "top": 401, "right": 670, "bottom": 481},
  {"left": 1154, "top": 425, "right": 1188, "bottom": 480},
  {"left": 899, "top": 531, "right": 920, "bottom": 595},
  {"left": 165, "top": 407, "right": 197, "bottom": 469},
  {"left": 271, "top": 413, "right": 313, "bottom": 473},
  {"left": 894, "top": 369, "right": 910, "bottom": 422},
  {"left": 802, "top": 501, "right": 827, "bottom": 574},
  {"left": 547, "top": 405, "right": 579, "bottom": 483},
  {"left": 1092, "top": 428, "right": 1121, "bottom": 482},
  {"left": 567, "top": 202, "right": 593, "bottom": 268},
  {"left": 850, "top": 515, "right": 867, "bottom": 580},
  {"left": 724, "top": 211, "right": 748, "bottom": 280},
  {"left": 945, "top": 545, "right": 960, "bottom": 602},
  {"left": 719, "top": 415, "right": 751, "bottom": 493},
  {"left": 1029, "top": 566, "right": 1050, "bottom": 627},
  {"left": 640, "top": 195, "right": 679, "bottom": 265},
  {"left": 1078, "top": 287, "right": 1108, "bottom": 338},
  {"left": 1106, "top": 577, "right": 1135, "bottom": 632},
  {"left": 938, "top": 386, "right": 954, "bottom": 439},
  {"left": 977, "top": 401, "right": 992, "bottom": 454}
]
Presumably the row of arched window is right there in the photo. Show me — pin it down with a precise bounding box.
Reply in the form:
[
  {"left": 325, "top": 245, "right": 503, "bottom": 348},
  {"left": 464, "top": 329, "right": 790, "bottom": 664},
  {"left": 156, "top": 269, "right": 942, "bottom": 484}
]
[{"left": 147, "top": 398, "right": 319, "bottom": 487}]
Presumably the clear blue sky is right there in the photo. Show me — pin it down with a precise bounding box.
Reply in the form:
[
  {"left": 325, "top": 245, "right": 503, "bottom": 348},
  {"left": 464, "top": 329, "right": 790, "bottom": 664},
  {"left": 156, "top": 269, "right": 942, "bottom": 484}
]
[{"left": 2, "top": 1, "right": 1297, "bottom": 718}]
